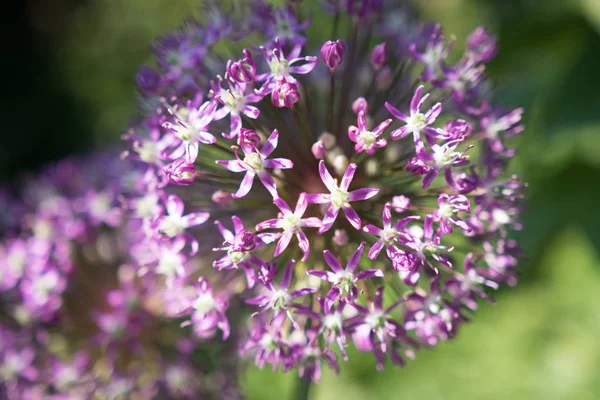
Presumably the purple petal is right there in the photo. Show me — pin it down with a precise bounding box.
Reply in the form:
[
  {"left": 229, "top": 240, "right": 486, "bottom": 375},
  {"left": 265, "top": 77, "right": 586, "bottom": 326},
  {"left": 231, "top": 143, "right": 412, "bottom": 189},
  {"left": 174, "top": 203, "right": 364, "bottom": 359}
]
[
  {"left": 296, "top": 230, "right": 310, "bottom": 261},
  {"left": 233, "top": 171, "right": 256, "bottom": 198},
  {"left": 280, "top": 259, "right": 294, "bottom": 290},
  {"left": 362, "top": 224, "right": 382, "bottom": 236},
  {"left": 307, "top": 270, "right": 336, "bottom": 282},
  {"left": 305, "top": 193, "right": 330, "bottom": 204},
  {"left": 340, "top": 163, "right": 357, "bottom": 191},
  {"left": 358, "top": 110, "right": 368, "bottom": 131},
  {"left": 373, "top": 118, "right": 393, "bottom": 135},
  {"left": 422, "top": 168, "right": 440, "bottom": 189},
  {"left": 368, "top": 240, "right": 385, "bottom": 260},
  {"left": 216, "top": 159, "right": 246, "bottom": 172},
  {"left": 255, "top": 218, "right": 283, "bottom": 231},
  {"left": 290, "top": 287, "right": 317, "bottom": 299},
  {"left": 257, "top": 171, "right": 278, "bottom": 197},
  {"left": 425, "top": 102, "right": 442, "bottom": 124},
  {"left": 232, "top": 215, "right": 244, "bottom": 233},
  {"left": 385, "top": 102, "right": 408, "bottom": 121},
  {"left": 263, "top": 158, "right": 293, "bottom": 169},
  {"left": 392, "top": 215, "right": 421, "bottom": 230},
  {"left": 182, "top": 212, "right": 210, "bottom": 227},
  {"left": 382, "top": 202, "right": 392, "bottom": 228},
  {"left": 274, "top": 232, "right": 293, "bottom": 257},
  {"left": 243, "top": 105, "right": 260, "bottom": 119},
  {"left": 260, "top": 129, "right": 279, "bottom": 157},
  {"left": 301, "top": 217, "right": 321, "bottom": 228},
  {"left": 410, "top": 85, "right": 424, "bottom": 114},
  {"left": 198, "top": 131, "right": 217, "bottom": 144},
  {"left": 374, "top": 287, "right": 385, "bottom": 310},
  {"left": 214, "top": 220, "right": 234, "bottom": 242},
  {"left": 166, "top": 195, "right": 185, "bottom": 217},
  {"left": 356, "top": 269, "right": 384, "bottom": 280},
  {"left": 318, "top": 205, "right": 340, "bottom": 234},
  {"left": 390, "top": 126, "right": 410, "bottom": 140},
  {"left": 342, "top": 205, "right": 361, "bottom": 230},
  {"left": 318, "top": 160, "right": 337, "bottom": 192},
  {"left": 348, "top": 188, "right": 379, "bottom": 202},
  {"left": 273, "top": 197, "right": 293, "bottom": 215},
  {"left": 323, "top": 250, "right": 343, "bottom": 273},
  {"left": 242, "top": 264, "right": 256, "bottom": 289},
  {"left": 295, "top": 192, "right": 308, "bottom": 217},
  {"left": 246, "top": 295, "right": 270, "bottom": 306},
  {"left": 346, "top": 242, "right": 365, "bottom": 272}
]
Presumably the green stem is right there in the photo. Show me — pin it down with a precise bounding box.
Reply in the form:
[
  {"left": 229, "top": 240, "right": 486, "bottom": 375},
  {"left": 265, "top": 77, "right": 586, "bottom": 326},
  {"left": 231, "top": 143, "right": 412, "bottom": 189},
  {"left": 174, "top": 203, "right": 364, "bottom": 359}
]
[{"left": 293, "top": 376, "right": 312, "bottom": 400}]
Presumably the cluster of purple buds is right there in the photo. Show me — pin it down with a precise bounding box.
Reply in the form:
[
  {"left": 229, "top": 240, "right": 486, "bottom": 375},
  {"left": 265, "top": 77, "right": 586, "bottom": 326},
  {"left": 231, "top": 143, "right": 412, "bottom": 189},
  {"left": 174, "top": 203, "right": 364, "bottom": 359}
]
[
  {"left": 123, "top": 0, "right": 525, "bottom": 381},
  {"left": 0, "top": 154, "right": 242, "bottom": 399}
]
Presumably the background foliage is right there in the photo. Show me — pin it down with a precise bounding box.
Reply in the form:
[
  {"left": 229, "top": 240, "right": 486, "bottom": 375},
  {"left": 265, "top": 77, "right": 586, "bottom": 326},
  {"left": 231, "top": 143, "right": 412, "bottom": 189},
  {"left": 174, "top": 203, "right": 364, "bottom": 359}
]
[{"left": 3, "top": 0, "right": 600, "bottom": 398}]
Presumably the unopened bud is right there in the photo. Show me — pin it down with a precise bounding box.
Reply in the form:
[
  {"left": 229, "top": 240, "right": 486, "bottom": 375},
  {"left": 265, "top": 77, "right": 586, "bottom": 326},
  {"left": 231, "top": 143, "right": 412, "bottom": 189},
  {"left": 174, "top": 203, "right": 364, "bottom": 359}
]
[
  {"left": 370, "top": 42, "right": 388, "bottom": 69},
  {"left": 321, "top": 40, "right": 345, "bottom": 70},
  {"left": 211, "top": 190, "right": 232, "bottom": 207},
  {"left": 352, "top": 97, "right": 369, "bottom": 115}
]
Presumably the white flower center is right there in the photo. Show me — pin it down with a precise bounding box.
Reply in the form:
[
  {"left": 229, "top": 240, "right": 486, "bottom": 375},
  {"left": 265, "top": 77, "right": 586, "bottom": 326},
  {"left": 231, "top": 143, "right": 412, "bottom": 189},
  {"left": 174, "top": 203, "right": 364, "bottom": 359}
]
[
  {"left": 259, "top": 333, "right": 278, "bottom": 352},
  {"left": 269, "top": 57, "right": 290, "bottom": 77},
  {"left": 228, "top": 250, "right": 247, "bottom": 265},
  {"left": 330, "top": 187, "right": 349, "bottom": 208},
  {"left": 159, "top": 215, "right": 186, "bottom": 237},
  {"left": 359, "top": 130, "right": 377, "bottom": 147},
  {"left": 270, "top": 289, "right": 291, "bottom": 311},
  {"left": 324, "top": 313, "right": 342, "bottom": 330},
  {"left": 281, "top": 214, "right": 300, "bottom": 232},
  {"left": 492, "top": 209, "right": 510, "bottom": 225},
  {"left": 193, "top": 293, "right": 216, "bottom": 315},
  {"left": 136, "top": 194, "right": 159, "bottom": 219},
  {"left": 336, "top": 272, "right": 355, "bottom": 296},
  {"left": 222, "top": 89, "right": 245, "bottom": 113},
  {"left": 135, "top": 140, "right": 159, "bottom": 164},
  {"left": 365, "top": 311, "right": 385, "bottom": 329},
  {"left": 381, "top": 228, "right": 399, "bottom": 244},
  {"left": 243, "top": 152, "right": 263, "bottom": 171},
  {"left": 439, "top": 204, "right": 454, "bottom": 219},
  {"left": 157, "top": 251, "right": 182, "bottom": 276},
  {"left": 407, "top": 112, "right": 427, "bottom": 132}
]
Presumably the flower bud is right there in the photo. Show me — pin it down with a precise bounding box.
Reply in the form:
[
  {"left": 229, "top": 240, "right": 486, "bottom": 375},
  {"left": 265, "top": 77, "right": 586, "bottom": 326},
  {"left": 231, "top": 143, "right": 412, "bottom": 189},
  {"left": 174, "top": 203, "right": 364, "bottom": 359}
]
[
  {"left": 332, "top": 154, "right": 349, "bottom": 176},
  {"left": 238, "top": 128, "right": 261, "bottom": 152},
  {"left": 466, "top": 27, "right": 497, "bottom": 63},
  {"left": 406, "top": 157, "right": 428, "bottom": 175},
  {"left": 352, "top": 97, "right": 368, "bottom": 115},
  {"left": 211, "top": 190, "right": 232, "bottom": 207},
  {"left": 370, "top": 42, "right": 388, "bottom": 69},
  {"left": 365, "top": 159, "right": 379, "bottom": 176},
  {"left": 321, "top": 40, "right": 345, "bottom": 70},
  {"left": 311, "top": 140, "right": 327, "bottom": 159},
  {"left": 136, "top": 66, "right": 160, "bottom": 94},
  {"left": 333, "top": 229, "right": 348, "bottom": 246},
  {"left": 234, "top": 229, "right": 257, "bottom": 252},
  {"left": 226, "top": 49, "right": 256, "bottom": 83},
  {"left": 258, "top": 262, "right": 278, "bottom": 285},
  {"left": 392, "top": 195, "right": 410, "bottom": 212},
  {"left": 271, "top": 77, "right": 301, "bottom": 108},
  {"left": 444, "top": 119, "right": 472, "bottom": 140},
  {"left": 164, "top": 159, "right": 196, "bottom": 186},
  {"left": 319, "top": 132, "right": 336, "bottom": 149},
  {"left": 375, "top": 66, "right": 393, "bottom": 89}
]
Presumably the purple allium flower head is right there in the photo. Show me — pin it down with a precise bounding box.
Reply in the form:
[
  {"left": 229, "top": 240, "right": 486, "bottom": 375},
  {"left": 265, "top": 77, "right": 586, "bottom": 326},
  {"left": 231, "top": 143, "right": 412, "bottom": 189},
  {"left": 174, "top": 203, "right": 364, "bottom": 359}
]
[
  {"left": 120, "top": 0, "right": 526, "bottom": 379},
  {"left": 0, "top": 152, "right": 243, "bottom": 397}
]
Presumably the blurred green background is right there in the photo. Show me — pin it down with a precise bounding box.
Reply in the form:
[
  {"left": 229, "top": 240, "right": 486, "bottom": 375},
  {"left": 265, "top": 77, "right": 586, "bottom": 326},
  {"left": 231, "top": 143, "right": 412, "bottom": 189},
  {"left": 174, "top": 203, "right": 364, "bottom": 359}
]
[{"left": 3, "top": 0, "right": 600, "bottom": 398}]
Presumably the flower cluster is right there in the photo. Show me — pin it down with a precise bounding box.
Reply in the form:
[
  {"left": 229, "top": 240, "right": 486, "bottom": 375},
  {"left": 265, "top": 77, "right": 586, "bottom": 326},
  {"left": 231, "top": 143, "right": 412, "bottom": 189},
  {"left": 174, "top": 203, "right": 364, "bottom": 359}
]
[
  {"left": 0, "top": 154, "right": 241, "bottom": 399},
  {"left": 124, "top": 0, "right": 525, "bottom": 380}
]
